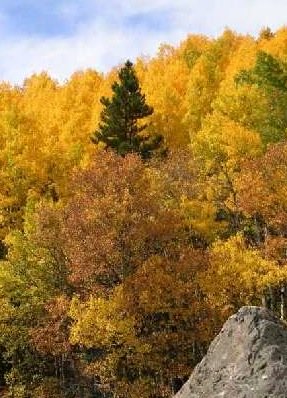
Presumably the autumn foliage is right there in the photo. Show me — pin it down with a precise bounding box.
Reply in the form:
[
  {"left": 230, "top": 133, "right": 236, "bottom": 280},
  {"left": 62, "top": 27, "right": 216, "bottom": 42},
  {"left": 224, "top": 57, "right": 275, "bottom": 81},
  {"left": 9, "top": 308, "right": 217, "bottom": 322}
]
[{"left": 2, "top": 26, "right": 287, "bottom": 397}]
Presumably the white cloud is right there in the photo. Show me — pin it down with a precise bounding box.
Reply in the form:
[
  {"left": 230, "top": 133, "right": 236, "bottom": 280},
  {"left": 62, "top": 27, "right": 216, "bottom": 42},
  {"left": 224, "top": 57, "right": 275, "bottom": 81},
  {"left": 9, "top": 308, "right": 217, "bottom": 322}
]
[
  {"left": 0, "top": 19, "right": 171, "bottom": 84},
  {"left": 1, "top": 0, "right": 287, "bottom": 84}
]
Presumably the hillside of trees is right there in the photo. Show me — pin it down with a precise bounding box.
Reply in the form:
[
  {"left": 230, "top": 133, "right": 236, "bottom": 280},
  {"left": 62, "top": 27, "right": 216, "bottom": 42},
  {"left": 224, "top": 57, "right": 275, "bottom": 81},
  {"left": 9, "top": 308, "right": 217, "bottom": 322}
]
[{"left": 2, "top": 26, "right": 287, "bottom": 397}]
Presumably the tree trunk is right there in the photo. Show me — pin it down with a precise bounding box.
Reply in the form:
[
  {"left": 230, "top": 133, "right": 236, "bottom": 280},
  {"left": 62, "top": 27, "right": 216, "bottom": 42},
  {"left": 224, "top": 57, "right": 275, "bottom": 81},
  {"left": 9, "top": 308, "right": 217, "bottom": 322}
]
[{"left": 281, "top": 285, "right": 285, "bottom": 320}]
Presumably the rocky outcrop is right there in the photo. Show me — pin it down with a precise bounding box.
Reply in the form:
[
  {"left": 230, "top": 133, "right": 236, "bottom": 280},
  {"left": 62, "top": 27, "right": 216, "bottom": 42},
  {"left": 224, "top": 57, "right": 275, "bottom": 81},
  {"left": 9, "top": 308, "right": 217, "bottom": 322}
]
[{"left": 175, "top": 306, "right": 287, "bottom": 398}]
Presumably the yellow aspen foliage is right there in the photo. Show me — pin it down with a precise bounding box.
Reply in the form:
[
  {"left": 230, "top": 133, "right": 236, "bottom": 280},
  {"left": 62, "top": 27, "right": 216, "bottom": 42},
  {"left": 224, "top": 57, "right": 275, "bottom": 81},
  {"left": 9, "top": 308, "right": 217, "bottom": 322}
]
[
  {"left": 59, "top": 69, "right": 103, "bottom": 162},
  {"left": 0, "top": 71, "right": 102, "bottom": 241},
  {"left": 193, "top": 112, "right": 262, "bottom": 169},
  {"left": 188, "top": 112, "right": 263, "bottom": 238},
  {"left": 259, "top": 26, "right": 287, "bottom": 58},
  {"left": 69, "top": 287, "right": 140, "bottom": 350},
  {"left": 70, "top": 287, "right": 151, "bottom": 397},
  {"left": 222, "top": 35, "right": 257, "bottom": 78},
  {"left": 214, "top": 81, "right": 268, "bottom": 134},
  {"left": 202, "top": 235, "right": 287, "bottom": 311},
  {"left": 139, "top": 45, "right": 191, "bottom": 147},
  {"left": 180, "top": 196, "right": 227, "bottom": 242},
  {"left": 178, "top": 34, "right": 210, "bottom": 69},
  {"left": 213, "top": 38, "right": 264, "bottom": 132},
  {"left": 185, "top": 29, "right": 241, "bottom": 138},
  {"left": 69, "top": 250, "right": 217, "bottom": 398},
  {"left": 191, "top": 112, "right": 262, "bottom": 210}
]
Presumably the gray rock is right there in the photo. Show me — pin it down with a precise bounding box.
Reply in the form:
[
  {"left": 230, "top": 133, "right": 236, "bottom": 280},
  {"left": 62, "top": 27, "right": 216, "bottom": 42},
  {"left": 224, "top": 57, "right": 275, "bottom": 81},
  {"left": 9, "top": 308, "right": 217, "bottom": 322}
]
[{"left": 174, "top": 306, "right": 287, "bottom": 398}]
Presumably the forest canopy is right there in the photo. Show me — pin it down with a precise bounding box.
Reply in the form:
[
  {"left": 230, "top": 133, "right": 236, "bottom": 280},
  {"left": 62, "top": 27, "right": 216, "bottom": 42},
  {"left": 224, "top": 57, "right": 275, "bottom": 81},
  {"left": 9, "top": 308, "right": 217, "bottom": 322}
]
[{"left": 2, "top": 26, "right": 287, "bottom": 397}]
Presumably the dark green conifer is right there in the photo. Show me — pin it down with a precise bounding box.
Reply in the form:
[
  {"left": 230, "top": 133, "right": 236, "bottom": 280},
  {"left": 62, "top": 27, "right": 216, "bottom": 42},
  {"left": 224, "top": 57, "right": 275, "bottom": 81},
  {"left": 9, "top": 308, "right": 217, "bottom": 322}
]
[{"left": 92, "top": 60, "right": 165, "bottom": 158}]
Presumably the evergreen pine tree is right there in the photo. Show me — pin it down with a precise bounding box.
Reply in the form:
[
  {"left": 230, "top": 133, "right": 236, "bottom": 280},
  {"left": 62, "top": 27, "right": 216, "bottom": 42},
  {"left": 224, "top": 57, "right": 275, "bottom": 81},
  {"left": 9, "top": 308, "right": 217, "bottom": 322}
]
[{"left": 92, "top": 60, "right": 165, "bottom": 158}]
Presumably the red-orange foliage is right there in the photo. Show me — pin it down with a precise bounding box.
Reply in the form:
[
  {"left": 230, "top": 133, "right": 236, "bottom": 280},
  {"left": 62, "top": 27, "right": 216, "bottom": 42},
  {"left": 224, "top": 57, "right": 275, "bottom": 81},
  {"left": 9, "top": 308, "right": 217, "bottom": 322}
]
[
  {"left": 35, "top": 151, "right": 184, "bottom": 296},
  {"left": 236, "top": 142, "right": 287, "bottom": 229},
  {"left": 30, "top": 296, "right": 71, "bottom": 356}
]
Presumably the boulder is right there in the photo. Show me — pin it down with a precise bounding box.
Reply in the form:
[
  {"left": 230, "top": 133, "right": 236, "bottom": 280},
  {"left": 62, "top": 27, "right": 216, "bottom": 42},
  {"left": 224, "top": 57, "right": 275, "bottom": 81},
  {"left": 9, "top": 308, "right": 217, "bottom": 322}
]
[{"left": 175, "top": 306, "right": 287, "bottom": 398}]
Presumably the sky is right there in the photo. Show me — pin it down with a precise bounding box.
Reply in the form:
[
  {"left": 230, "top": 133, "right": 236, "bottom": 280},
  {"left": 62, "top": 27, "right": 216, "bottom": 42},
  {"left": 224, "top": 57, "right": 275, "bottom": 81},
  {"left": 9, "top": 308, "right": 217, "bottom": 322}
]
[{"left": 1, "top": 0, "right": 287, "bottom": 84}]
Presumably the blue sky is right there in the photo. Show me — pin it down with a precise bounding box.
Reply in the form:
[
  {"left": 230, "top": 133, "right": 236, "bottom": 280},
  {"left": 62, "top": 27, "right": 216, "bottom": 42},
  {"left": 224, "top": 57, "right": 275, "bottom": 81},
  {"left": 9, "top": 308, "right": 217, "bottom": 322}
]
[{"left": 1, "top": 0, "right": 287, "bottom": 84}]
